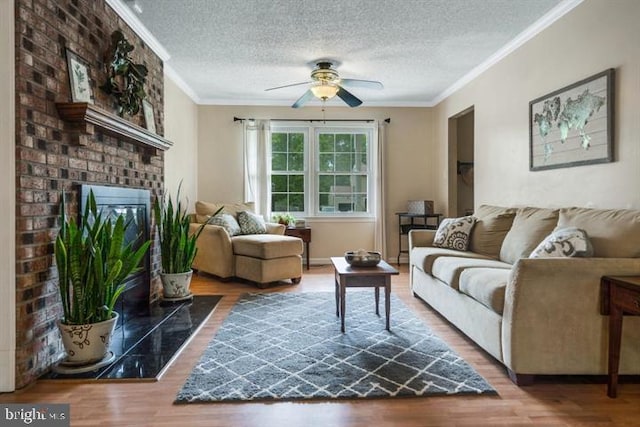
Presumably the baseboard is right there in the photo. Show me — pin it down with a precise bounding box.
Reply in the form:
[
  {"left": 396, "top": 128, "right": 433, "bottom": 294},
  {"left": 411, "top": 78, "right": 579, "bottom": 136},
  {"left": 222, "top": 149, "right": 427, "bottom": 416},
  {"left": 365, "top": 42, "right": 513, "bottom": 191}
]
[{"left": 0, "top": 349, "right": 15, "bottom": 392}]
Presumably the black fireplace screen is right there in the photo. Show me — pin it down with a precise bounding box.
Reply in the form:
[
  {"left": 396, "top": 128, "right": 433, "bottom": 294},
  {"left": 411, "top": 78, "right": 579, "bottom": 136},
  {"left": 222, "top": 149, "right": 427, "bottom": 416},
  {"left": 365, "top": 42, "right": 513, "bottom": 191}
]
[{"left": 79, "top": 185, "right": 152, "bottom": 322}]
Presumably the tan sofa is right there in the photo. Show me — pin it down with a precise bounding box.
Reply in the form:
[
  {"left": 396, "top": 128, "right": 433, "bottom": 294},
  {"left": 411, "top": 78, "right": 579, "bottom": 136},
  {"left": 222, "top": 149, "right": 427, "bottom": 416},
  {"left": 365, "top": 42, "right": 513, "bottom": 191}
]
[
  {"left": 189, "top": 201, "right": 303, "bottom": 287},
  {"left": 409, "top": 205, "right": 640, "bottom": 385}
]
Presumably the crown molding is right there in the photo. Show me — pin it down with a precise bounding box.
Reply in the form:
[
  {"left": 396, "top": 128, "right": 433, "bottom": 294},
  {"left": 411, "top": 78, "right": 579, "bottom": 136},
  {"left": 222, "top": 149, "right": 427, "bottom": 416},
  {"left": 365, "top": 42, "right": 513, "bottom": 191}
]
[
  {"left": 431, "top": 0, "right": 584, "bottom": 106},
  {"left": 165, "top": 64, "right": 201, "bottom": 103},
  {"left": 105, "top": 0, "right": 170, "bottom": 61}
]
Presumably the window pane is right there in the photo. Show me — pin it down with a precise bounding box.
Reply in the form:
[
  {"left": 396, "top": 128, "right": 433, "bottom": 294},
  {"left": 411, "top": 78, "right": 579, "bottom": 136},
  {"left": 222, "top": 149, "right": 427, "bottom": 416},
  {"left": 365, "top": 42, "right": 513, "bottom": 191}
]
[
  {"left": 353, "top": 175, "right": 367, "bottom": 192},
  {"left": 354, "top": 194, "right": 367, "bottom": 212},
  {"left": 318, "top": 175, "right": 333, "bottom": 192},
  {"left": 319, "top": 134, "right": 334, "bottom": 152},
  {"left": 319, "top": 153, "right": 334, "bottom": 172},
  {"left": 272, "top": 194, "right": 288, "bottom": 212},
  {"left": 354, "top": 152, "right": 367, "bottom": 171},
  {"left": 272, "top": 153, "right": 287, "bottom": 171},
  {"left": 289, "top": 175, "right": 304, "bottom": 192},
  {"left": 288, "top": 152, "right": 303, "bottom": 171},
  {"left": 335, "top": 174, "right": 351, "bottom": 187},
  {"left": 272, "top": 133, "right": 287, "bottom": 152},
  {"left": 289, "top": 133, "right": 304, "bottom": 152},
  {"left": 289, "top": 193, "right": 304, "bottom": 212},
  {"left": 319, "top": 193, "right": 332, "bottom": 212},
  {"left": 335, "top": 134, "right": 353, "bottom": 152},
  {"left": 271, "top": 174, "right": 287, "bottom": 192},
  {"left": 335, "top": 153, "right": 352, "bottom": 172}
]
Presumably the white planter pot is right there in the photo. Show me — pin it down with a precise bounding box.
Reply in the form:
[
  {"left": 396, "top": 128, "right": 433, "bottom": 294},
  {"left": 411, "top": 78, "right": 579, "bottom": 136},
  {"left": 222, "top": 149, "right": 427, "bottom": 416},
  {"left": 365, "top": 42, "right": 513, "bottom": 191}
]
[
  {"left": 161, "top": 270, "right": 193, "bottom": 298},
  {"left": 57, "top": 313, "right": 118, "bottom": 365}
]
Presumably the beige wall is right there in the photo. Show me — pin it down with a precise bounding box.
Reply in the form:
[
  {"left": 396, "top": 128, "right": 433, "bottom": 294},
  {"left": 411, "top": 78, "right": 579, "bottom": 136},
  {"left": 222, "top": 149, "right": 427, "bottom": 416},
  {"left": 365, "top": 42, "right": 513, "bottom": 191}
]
[
  {"left": 196, "top": 105, "right": 436, "bottom": 263},
  {"left": 163, "top": 75, "right": 199, "bottom": 210},
  {"left": 434, "top": 0, "right": 640, "bottom": 210},
  {"left": 1, "top": 0, "right": 15, "bottom": 392}
]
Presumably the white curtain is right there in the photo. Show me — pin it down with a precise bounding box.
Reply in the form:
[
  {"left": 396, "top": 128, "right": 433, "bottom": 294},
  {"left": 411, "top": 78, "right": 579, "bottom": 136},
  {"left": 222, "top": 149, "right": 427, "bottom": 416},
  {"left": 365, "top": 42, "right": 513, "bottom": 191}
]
[
  {"left": 243, "top": 119, "right": 271, "bottom": 219},
  {"left": 374, "top": 121, "right": 387, "bottom": 259}
]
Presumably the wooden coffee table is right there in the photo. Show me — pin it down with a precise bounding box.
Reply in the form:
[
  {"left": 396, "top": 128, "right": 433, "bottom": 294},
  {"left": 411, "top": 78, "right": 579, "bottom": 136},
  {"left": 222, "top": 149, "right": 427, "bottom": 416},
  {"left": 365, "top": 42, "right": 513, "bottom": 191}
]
[{"left": 331, "top": 257, "right": 399, "bottom": 332}]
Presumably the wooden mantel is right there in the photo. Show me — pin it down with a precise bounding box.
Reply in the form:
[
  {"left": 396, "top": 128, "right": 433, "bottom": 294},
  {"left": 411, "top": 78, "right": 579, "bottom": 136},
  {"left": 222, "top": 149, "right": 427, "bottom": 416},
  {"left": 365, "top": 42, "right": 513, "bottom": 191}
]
[{"left": 55, "top": 102, "right": 173, "bottom": 152}]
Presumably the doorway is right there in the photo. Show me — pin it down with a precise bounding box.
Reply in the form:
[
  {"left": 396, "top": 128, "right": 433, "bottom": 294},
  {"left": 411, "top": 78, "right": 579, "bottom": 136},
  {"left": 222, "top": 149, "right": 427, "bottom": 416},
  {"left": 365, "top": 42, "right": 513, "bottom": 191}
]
[{"left": 448, "top": 107, "right": 475, "bottom": 216}]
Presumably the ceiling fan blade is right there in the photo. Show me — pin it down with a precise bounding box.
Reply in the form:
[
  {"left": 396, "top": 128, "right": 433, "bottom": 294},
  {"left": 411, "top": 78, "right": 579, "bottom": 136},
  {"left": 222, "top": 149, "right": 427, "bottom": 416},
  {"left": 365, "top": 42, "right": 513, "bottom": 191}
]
[
  {"left": 292, "top": 89, "right": 314, "bottom": 108},
  {"left": 265, "top": 81, "right": 312, "bottom": 91},
  {"left": 340, "top": 79, "right": 384, "bottom": 90},
  {"left": 336, "top": 86, "right": 363, "bottom": 108}
]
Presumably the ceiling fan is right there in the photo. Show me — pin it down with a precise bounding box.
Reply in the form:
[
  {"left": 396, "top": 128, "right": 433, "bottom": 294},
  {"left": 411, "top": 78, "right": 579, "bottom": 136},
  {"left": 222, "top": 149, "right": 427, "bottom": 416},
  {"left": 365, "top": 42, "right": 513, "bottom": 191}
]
[{"left": 265, "top": 61, "right": 383, "bottom": 108}]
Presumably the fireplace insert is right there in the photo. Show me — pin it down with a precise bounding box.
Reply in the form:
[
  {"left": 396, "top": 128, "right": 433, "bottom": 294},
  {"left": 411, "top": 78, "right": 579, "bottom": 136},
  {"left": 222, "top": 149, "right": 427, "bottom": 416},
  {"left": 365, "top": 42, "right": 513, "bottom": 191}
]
[{"left": 79, "top": 185, "right": 151, "bottom": 327}]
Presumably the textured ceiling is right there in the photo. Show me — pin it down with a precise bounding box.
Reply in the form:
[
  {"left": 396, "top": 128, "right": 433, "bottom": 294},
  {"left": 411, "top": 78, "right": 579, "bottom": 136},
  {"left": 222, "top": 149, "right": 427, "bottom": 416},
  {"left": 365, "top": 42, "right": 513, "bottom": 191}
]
[{"left": 121, "top": 0, "right": 569, "bottom": 106}]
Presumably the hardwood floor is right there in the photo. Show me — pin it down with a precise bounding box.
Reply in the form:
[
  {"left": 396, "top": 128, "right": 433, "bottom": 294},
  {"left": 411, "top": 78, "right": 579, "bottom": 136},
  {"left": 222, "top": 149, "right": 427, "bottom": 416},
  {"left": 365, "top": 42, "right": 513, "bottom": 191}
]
[{"left": 1, "top": 265, "right": 639, "bottom": 426}]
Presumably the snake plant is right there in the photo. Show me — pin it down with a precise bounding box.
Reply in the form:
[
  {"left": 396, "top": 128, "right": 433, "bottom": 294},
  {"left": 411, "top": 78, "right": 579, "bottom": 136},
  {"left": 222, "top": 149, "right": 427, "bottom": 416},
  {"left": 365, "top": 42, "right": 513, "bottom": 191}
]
[
  {"left": 55, "top": 190, "right": 151, "bottom": 325},
  {"left": 153, "top": 184, "right": 222, "bottom": 274}
]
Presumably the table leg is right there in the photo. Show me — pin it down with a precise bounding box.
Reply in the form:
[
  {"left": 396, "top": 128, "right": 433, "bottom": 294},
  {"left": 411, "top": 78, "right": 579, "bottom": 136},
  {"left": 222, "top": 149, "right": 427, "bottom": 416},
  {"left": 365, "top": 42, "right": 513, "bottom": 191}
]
[
  {"left": 340, "top": 279, "right": 346, "bottom": 333},
  {"left": 334, "top": 271, "right": 339, "bottom": 317},
  {"left": 305, "top": 242, "right": 310, "bottom": 270},
  {"left": 375, "top": 287, "right": 380, "bottom": 316},
  {"left": 385, "top": 279, "right": 391, "bottom": 331},
  {"left": 608, "top": 304, "right": 623, "bottom": 398}
]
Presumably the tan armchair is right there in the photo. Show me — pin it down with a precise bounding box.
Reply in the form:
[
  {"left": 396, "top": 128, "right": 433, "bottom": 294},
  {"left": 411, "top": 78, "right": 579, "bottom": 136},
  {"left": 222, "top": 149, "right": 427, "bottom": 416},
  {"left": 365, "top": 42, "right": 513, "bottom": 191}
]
[{"left": 189, "top": 201, "right": 302, "bottom": 286}]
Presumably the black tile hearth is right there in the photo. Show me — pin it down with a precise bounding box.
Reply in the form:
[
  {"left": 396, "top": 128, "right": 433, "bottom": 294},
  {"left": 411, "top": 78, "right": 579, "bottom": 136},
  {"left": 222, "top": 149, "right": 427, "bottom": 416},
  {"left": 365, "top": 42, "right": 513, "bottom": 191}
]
[{"left": 42, "top": 295, "right": 222, "bottom": 381}]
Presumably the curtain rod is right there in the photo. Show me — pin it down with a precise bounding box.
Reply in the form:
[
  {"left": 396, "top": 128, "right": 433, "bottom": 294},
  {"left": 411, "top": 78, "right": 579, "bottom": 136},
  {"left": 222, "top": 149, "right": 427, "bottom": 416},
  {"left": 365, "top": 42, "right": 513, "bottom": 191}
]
[{"left": 233, "top": 116, "right": 391, "bottom": 123}]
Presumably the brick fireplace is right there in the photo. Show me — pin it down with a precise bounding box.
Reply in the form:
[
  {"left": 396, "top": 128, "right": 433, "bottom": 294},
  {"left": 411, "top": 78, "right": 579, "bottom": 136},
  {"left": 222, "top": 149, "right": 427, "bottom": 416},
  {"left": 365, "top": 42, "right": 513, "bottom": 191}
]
[{"left": 15, "top": 0, "right": 168, "bottom": 387}]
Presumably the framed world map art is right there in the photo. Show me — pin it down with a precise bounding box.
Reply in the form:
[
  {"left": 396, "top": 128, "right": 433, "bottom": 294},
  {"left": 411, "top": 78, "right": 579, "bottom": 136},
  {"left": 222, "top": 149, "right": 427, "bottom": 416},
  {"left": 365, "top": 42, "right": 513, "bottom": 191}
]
[{"left": 529, "top": 68, "right": 614, "bottom": 171}]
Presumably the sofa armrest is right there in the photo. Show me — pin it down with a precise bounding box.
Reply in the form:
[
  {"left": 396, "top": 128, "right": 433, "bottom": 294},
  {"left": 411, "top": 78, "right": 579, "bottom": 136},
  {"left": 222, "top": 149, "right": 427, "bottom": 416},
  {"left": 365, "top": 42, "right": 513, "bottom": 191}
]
[
  {"left": 408, "top": 229, "right": 436, "bottom": 250},
  {"left": 503, "top": 257, "right": 640, "bottom": 374},
  {"left": 266, "top": 222, "right": 285, "bottom": 235},
  {"left": 189, "top": 223, "right": 234, "bottom": 278}
]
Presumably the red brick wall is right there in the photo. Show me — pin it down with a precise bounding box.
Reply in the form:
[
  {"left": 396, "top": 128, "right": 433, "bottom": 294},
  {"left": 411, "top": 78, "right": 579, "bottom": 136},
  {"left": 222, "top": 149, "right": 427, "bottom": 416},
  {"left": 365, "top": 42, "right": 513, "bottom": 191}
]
[{"left": 15, "top": 0, "right": 165, "bottom": 388}]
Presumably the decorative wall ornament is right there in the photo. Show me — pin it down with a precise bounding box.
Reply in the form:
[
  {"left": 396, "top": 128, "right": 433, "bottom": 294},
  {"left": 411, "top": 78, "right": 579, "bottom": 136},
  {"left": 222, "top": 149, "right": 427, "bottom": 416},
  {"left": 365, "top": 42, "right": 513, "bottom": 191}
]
[
  {"left": 529, "top": 68, "right": 614, "bottom": 171},
  {"left": 100, "top": 30, "right": 148, "bottom": 117},
  {"left": 65, "top": 49, "right": 93, "bottom": 103},
  {"left": 142, "top": 99, "right": 156, "bottom": 133}
]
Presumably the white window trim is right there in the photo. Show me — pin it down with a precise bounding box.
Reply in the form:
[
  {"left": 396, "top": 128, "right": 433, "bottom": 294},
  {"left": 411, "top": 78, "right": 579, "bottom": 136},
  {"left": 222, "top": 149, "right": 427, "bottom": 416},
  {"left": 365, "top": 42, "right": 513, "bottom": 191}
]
[{"left": 270, "top": 121, "right": 378, "bottom": 219}]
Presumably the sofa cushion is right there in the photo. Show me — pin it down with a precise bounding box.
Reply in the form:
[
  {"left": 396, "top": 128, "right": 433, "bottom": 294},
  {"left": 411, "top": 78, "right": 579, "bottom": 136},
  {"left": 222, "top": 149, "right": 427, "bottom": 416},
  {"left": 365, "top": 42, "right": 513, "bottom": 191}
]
[
  {"left": 237, "top": 210, "right": 267, "bottom": 234},
  {"left": 208, "top": 213, "right": 241, "bottom": 236},
  {"left": 431, "top": 256, "right": 512, "bottom": 290},
  {"left": 558, "top": 207, "right": 640, "bottom": 258},
  {"left": 469, "top": 205, "right": 516, "bottom": 259},
  {"left": 410, "top": 247, "right": 490, "bottom": 274},
  {"left": 500, "top": 207, "right": 559, "bottom": 264},
  {"left": 530, "top": 227, "right": 594, "bottom": 258},
  {"left": 459, "top": 268, "right": 509, "bottom": 315},
  {"left": 232, "top": 234, "right": 303, "bottom": 259},
  {"left": 195, "top": 201, "right": 255, "bottom": 224},
  {"left": 433, "top": 216, "right": 476, "bottom": 251}
]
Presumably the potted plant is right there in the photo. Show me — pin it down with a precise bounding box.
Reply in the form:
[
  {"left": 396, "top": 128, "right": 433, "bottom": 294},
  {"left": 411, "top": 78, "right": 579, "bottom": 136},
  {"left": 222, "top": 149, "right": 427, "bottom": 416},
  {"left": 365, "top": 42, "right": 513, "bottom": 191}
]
[
  {"left": 272, "top": 212, "right": 296, "bottom": 227},
  {"left": 55, "top": 190, "right": 151, "bottom": 365},
  {"left": 153, "top": 185, "right": 221, "bottom": 300}
]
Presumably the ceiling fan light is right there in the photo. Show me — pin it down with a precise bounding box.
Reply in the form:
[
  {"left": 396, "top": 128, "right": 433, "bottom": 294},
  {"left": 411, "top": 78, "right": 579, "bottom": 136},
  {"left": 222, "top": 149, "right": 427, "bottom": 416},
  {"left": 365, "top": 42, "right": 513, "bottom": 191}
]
[{"left": 310, "top": 83, "right": 339, "bottom": 100}]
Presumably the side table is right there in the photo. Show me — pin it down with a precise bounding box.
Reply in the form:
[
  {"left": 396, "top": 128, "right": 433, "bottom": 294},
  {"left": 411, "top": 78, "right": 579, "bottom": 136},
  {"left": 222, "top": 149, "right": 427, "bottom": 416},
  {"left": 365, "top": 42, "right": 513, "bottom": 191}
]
[
  {"left": 600, "top": 275, "right": 640, "bottom": 398},
  {"left": 396, "top": 212, "right": 441, "bottom": 264},
  {"left": 285, "top": 227, "right": 311, "bottom": 270},
  {"left": 330, "top": 257, "right": 399, "bottom": 332}
]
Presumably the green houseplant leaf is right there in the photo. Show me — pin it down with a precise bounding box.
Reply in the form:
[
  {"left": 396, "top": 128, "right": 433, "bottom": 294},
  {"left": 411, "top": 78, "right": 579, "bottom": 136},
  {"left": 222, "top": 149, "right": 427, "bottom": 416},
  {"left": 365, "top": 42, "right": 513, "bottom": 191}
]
[
  {"left": 55, "top": 190, "right": 151, "bottom": 325},
  {"left": 153, "top": 183, "right": 222, "bottom": 274}
]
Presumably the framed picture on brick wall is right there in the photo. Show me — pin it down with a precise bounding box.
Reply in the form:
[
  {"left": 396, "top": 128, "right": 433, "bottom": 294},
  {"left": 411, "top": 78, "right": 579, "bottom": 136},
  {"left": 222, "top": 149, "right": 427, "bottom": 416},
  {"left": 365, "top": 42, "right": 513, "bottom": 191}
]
[
  {"left": 65, "top": 48, "right": 93, "bottom": 103},
  {"left": 142, "top": 99, "right": 156, "bottom": 133}
]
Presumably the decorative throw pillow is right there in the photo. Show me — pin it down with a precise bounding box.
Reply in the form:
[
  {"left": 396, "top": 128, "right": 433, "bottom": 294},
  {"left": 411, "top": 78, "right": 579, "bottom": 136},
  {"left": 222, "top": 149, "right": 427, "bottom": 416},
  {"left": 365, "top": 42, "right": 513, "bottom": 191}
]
[
  {"left": 208, "top": 213, "right": 241, "bottom": 236},
  {"left": 529, "top": 227, "right": 594, "bottom": 258},
  {"left": 237, "top": 211, "right": 267, "bottom": 235},
  {"left": 433, "top": 216, "right": 477, "bottom": 251}
]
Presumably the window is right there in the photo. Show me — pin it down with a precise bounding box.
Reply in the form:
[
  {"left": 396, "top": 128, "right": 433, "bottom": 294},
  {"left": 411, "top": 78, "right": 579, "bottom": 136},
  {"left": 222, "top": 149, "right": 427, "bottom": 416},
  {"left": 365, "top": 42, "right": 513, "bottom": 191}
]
[
  {"left": 270, "top": 130, "right": 306, "bottom": 213},
  {"left": 270, "top": 123, "right": 375, "bottom": 217}
]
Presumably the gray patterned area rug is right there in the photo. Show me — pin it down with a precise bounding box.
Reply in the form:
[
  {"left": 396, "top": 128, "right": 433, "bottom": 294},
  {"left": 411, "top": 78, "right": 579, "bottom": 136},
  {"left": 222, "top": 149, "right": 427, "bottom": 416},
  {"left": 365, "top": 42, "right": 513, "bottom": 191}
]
[{"left": 175, "top": 291, "right": 496, "bottom": 403}]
